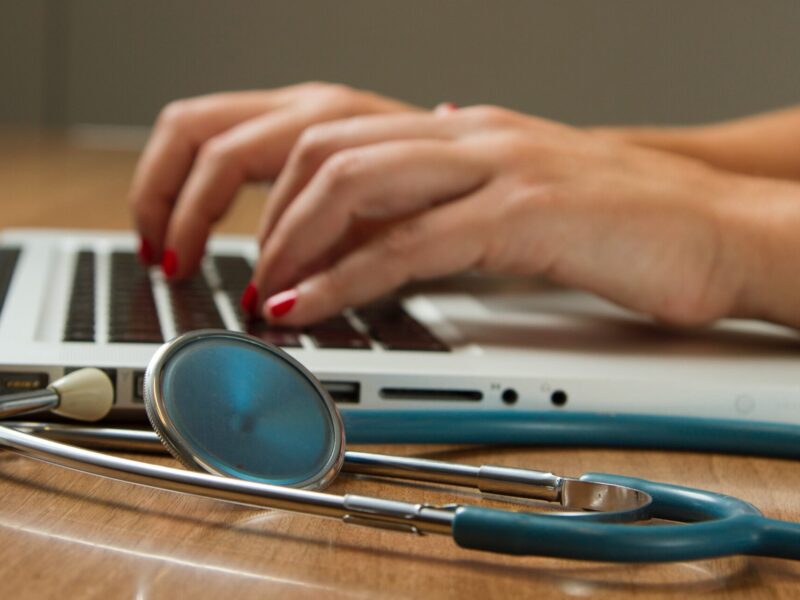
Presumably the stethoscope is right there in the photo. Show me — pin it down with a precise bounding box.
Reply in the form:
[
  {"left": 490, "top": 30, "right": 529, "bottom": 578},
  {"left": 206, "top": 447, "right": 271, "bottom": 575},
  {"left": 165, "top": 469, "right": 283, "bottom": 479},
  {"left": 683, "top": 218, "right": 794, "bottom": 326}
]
[{"left": 0, "top": 330, "right": 798, "bottom": 563}]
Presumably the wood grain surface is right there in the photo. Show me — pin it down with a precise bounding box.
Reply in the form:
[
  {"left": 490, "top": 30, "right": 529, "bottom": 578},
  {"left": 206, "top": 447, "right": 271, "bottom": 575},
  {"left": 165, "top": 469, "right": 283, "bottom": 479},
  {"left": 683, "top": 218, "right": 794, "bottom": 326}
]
[{"left": 0, "top": 130, "right": 798, "bottom": 599}]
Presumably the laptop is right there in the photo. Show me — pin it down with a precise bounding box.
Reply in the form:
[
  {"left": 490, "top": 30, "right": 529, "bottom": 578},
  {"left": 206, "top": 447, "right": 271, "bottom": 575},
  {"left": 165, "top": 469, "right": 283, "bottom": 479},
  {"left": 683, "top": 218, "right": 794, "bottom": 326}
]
[{"left": 0, "top": 228, "right": 798, "bottom": 432}]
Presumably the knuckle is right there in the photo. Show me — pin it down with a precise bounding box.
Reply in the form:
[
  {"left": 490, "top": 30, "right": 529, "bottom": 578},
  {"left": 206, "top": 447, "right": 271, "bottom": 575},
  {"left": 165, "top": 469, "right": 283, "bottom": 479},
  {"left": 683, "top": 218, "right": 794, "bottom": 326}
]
[
  {"left": 307, "top": 83, "right": 366, "bottom": 115},
  {"left": 464, "top": 104, "right": 516, "bottom": 127},
  {"left": 319, "top": 82, "right": 356, "bottom": 101},
  {"left": 382, "top": 220, "right": 425, "bottom": 256},
  {"left": 293, "top": 125, "right": 336, "bottom": 169},
  {"left": 196, "top": 136, "right": 235, "bottom": 170},
  {"left": 156, "top": 99, "right": 195, "bottom": 132},
  {"left": 298, "top": 80, "right": 337, "bottom": 94},
  {"left": 318, "top": 150, "right": 365, "bottom": 193}
]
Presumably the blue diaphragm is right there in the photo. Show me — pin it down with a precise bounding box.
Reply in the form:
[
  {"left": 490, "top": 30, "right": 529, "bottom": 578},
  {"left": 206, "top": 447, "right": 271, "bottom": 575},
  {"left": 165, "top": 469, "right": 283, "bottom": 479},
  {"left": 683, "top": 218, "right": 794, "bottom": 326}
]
[{"left": 144, "top": 331, "right": 344, "bottom": 489}]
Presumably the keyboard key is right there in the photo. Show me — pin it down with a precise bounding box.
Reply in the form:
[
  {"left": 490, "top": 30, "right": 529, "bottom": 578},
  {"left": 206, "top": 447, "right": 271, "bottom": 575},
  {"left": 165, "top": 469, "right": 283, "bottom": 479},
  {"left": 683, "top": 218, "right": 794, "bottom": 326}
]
[
  {"left": 247, "top": 319, "right": 302, "bottom": 347},
  {"left": 64, "top": 251, "right": 96, "bottom": 342},
  {"left": 109, "top": 252, "right": 163, "bottom": 344},
  {"left": 212, "top": 255, "right": 252, "bottom": 293},
  {"left": 355, "top": 300, "right": 449, "bottom": 352},
  {"left": 307, "top": 316, "right": 370, "bottom": 350},
  {"left": 168, "top": 275, "right": 225, "bottom": 333},
  {"left": 0, "top": 247, "right": 20, "bottom": 317}
]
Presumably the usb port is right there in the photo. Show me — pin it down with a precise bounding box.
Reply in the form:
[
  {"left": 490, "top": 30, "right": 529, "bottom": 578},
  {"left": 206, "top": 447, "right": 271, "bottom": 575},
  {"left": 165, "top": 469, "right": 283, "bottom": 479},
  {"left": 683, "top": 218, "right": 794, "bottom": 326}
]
[{"left": 321, "top": 381, "right": 360, "bottom": 403}]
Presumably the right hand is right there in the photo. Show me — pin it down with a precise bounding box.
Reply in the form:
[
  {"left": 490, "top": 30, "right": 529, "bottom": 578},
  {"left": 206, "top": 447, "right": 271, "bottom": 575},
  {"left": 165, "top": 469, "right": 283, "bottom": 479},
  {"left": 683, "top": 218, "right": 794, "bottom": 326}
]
[{"left": 129, "top": 83, "right": 419, "bottom": 277}]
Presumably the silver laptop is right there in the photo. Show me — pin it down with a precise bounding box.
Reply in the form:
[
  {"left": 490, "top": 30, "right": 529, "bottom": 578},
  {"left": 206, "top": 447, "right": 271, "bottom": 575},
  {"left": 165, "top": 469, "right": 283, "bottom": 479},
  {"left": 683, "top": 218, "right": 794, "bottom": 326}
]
[{"left": 0, "top": 228, "right": 798, "bottom": 429}]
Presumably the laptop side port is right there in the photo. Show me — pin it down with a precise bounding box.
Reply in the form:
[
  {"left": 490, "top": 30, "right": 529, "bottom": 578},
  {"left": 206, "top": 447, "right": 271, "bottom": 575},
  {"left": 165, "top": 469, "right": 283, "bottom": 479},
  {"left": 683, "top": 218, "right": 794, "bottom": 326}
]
[
  {"left": 132, "top": 370, "right": 147, "bottom": 403},
  {"left": 321, "top": 381, "right": 360, "bottom": 403},
  {"left": 0, "top": 371, "right": 49, "bottom": 394},
  {"left": 379, "top": 388, "right": 483, "bottom": 401}
]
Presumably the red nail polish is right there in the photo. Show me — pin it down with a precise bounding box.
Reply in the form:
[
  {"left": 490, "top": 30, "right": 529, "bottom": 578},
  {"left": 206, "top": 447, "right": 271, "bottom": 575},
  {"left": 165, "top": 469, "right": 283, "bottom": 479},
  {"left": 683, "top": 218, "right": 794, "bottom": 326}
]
[
  {"left": 161, "top": 248, "right": 178, "bottom": 278},
  {"left": 266, "top": 289, "right": 297, "bottom": 319},
  {"left": 240, "top": 282, "right": 258, "bottom": 315},
  {"left": 434, "top": 102, "right": 458, "bottom": 115},
  {"left": 138, "top": 237, "right": 154, "bottom": 265}
]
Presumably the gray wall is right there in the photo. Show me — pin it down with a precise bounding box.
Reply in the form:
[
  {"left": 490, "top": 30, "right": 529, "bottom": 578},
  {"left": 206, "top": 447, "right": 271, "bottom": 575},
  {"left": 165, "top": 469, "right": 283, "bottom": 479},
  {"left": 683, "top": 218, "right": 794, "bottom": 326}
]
[{"left": 4, "top": 1, "right": 800, "bottom": 128}]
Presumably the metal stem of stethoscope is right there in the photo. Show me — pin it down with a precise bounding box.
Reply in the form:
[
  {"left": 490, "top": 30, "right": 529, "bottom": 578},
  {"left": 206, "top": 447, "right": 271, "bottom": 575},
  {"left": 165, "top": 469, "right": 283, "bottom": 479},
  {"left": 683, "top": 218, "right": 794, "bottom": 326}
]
[
  {"left": 0, "top": 423, "right": 455, "bottom": 535},
  {"left": 2, "top": 422, "right": 649, "bottom": 516},
  {"left": 0, "top": 390, "right": 59, "bottom": 418}
]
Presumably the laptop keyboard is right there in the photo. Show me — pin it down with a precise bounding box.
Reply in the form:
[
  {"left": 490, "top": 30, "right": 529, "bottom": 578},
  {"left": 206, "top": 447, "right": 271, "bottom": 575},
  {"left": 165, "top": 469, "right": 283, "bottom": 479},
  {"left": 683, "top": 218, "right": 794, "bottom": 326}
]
[
  {"left": 62, "top": 250, "right": 449, "bottom": 351},
  {"left": 109, "top": 252, "right": 163, "bottom": 343}
]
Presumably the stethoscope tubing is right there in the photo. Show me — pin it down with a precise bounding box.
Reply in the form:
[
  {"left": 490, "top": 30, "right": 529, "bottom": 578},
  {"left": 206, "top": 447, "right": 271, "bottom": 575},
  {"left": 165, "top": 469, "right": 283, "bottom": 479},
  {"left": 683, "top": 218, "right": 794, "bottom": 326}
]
[
  {"left": 342, "top": 410, "right": 800, "bottom": 458},
  {"left": 455, "top": 473, "right": 800, "bottom": 562},
  {"left": 1, "top": 423, "right": 799, "bottom": 562}
]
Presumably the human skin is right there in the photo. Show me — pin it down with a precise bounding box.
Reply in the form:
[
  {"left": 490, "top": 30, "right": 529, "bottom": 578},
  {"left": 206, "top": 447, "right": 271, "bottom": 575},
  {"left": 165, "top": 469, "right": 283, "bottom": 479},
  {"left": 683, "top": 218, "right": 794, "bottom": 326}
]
[{"left": 129, "top": 83, "right": 800, "bottom": 330}]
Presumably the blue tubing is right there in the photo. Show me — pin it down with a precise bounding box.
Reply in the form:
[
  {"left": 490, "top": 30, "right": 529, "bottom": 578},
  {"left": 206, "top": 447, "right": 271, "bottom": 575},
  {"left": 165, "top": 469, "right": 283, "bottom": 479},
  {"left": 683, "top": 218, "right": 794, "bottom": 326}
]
[
  {"left": 452, "top": 473, "right": 800, "bottom": 562},
  {"left": 342, "top": 410, "right": 800, "bottom": 458}
]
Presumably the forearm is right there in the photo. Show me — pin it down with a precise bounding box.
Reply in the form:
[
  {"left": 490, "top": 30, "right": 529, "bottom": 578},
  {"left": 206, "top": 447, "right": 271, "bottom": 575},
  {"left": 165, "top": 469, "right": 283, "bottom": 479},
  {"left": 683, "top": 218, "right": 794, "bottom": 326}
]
[{"left": 593, "top": 106, "right": 800, "bottom": 182}]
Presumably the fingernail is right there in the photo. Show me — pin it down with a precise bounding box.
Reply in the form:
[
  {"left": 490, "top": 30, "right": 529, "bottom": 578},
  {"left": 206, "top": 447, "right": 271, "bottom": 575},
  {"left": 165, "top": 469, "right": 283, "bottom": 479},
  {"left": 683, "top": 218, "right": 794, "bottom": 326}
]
[
  {"left": 161, "top": 248, "right": 178, "bottom": 278},
  {"left": 265, "top": 289, "right": 297, "bottom": 319},
  {"left": 240, "top": 282, "right": 258, "bottom": 315},
  {"left": 434, "top": 102, "right": 458, "bottom": 116},
  {"left": 138, "top": 237, "right": 154, "bottom": 265}
]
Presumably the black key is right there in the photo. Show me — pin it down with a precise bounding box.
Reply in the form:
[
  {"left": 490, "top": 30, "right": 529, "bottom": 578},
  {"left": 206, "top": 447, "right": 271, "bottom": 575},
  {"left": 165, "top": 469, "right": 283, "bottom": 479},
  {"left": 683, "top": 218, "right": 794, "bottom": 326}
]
[
  {"left": 110, "top": 330, "right": 164, "bottom": 344},
  {"left": 63, "top": 329, "right": 94, "bottom": 342},
  {"left": 109, "top": 252, "right": 164, "bottom": 344},
  {"left": 168, "top": 275, "right": 225, "bottom": 333},
  {"left": 307, "top": 316, "right": 370, "bottom": 350},
  {"left": 212, "top": 255, "right": 252, "bottom": 293},
  {"left": 0, "top": 248, "right": 20, "bottom": 317},
  {"left": 355, "top": 299, "right": 449, "bottom": 352},
  {"left": 64, "top": 251, "right": 96, "bottom": 342},
  {"left": 247, "top": 319, "right": 302, "bottom": 347}
]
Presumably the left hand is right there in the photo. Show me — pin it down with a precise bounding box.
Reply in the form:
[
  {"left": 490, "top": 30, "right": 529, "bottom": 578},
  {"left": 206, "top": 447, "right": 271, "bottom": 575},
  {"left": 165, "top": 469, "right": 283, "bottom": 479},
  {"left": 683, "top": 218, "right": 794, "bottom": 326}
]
[{"left": 249, "top": 105, "right": 779, "bottom": 328}]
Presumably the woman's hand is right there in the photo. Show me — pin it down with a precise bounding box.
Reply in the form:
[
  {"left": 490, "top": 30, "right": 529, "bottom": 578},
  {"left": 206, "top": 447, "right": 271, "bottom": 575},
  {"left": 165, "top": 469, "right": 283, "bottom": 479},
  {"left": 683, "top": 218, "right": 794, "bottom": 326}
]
[
  {"left": 250, "top": 105, "right": 800, "bottom": 329},
  {"left": 129, "top": 83, "right": 419, "bottom": 276}
]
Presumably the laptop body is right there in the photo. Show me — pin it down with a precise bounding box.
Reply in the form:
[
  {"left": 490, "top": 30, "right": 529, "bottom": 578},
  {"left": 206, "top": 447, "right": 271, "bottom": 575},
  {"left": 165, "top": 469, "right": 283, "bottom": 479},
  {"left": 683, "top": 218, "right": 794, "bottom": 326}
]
[{"left": 0, "top": 228, "right": 798, "bottom": 431}]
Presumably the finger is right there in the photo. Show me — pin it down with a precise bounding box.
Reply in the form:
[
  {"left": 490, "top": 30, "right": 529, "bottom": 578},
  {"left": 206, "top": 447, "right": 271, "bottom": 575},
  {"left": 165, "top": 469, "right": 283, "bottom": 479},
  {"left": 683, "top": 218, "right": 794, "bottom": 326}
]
[
  {"left": 130, "top": 91, "right": 285, "bottom": 260},
  {"left": 252, "top": 140, "right": 490, "bottom": 300},
  {"left": 160, "top": 109, "right": 316, "bottom": 277},
  {"left": 262, "top": 193, "right": 488, "bottom": 326},
  {"left": 257, "top": 111, "right": 458, "bottom": 247}
]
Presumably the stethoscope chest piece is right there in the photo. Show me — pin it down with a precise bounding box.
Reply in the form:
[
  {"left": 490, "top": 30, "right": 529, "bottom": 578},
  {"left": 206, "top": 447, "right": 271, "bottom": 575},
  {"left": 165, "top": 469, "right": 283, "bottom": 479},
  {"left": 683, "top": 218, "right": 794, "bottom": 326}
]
[{"left": 143, "top": 329, "right": 345, "bottom": 490}]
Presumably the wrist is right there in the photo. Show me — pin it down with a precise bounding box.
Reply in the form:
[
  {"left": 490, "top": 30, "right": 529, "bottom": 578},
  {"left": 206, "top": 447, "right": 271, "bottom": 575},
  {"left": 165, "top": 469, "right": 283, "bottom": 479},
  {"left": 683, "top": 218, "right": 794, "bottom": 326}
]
[
  {"left": 714, "top": 175, "right": 800, "bottom": 328},
  {"left": 590, "top": 125, "right": 742, "bottom": 176},
  {"left": 591, "top": 124, "right": 709, "bottom": 155}
]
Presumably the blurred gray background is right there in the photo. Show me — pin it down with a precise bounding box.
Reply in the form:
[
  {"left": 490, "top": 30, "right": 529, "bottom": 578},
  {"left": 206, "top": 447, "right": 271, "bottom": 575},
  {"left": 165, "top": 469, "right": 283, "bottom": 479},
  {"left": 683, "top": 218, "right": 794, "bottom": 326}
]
[{"left": 3, "top": 1, "right": 800, "bottom": 129}]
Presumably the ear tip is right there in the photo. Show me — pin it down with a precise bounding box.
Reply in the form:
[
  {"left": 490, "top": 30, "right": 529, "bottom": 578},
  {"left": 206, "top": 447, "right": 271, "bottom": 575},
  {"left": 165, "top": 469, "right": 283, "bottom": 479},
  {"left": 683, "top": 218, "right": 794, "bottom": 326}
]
[{"left": 49, "top": 368, "right": 114, "bottom": 421}]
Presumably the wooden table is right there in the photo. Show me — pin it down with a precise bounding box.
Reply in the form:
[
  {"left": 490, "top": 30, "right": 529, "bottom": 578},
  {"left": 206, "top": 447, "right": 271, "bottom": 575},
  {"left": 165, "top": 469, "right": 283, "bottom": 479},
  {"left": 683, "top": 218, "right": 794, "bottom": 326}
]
[{"left": 0, "top": 131, "right": 798, "bottom": 599}]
